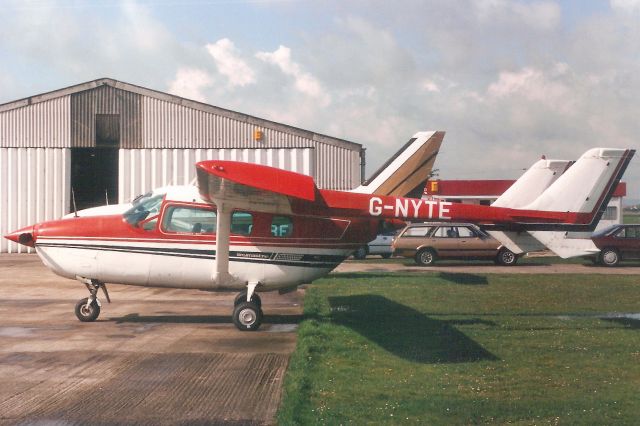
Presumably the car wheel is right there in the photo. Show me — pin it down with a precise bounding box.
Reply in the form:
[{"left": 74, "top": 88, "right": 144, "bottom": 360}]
[
  {"left": 415, "top": 248, "right": 436, "bottom": 266},
  {"left": 496, "top": 248, "right": 517, "bottom": 266},
  {"left": 381, "top": 253, "right": 392, "bottom": 259},
  {"left": 599, "top": 248, "right": 620, "bottom": 267},
  {"left": 353, "top": 246, "right": 368, "bottom": 260}
]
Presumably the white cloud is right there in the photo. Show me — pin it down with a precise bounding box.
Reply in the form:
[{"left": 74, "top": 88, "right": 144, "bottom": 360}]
[
  {"left": 610, "top": 0, "right": 640, "bottom": 14},
  {"left": 486, "top": 65, "right": 570, "bottom": 107},
  {"left": 167, "top": 68, "right": 214, "bottom": 103},
  {"left": 256, "top": 46, "right": 330, "bottom": 106},
  {"left": 474, "top": 0, "right": 561, "bottom": 31},
  {"left": 206, "top": 38, "right": 256, "bottom": 88}
]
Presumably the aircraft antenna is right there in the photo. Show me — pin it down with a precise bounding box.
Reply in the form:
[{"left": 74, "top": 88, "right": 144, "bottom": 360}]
[
  {"left": 71, "top": 188, "right": 78, "bottom": 217},
  {"left": 105, "top": 189, "right": 109, "bottom": 205}
]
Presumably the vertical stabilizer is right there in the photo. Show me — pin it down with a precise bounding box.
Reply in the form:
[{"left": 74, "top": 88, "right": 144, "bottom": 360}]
[
  {"left": 488, "top": 159, "right": 571, "bottom": 254},
  {"left": 522, "top": 148, "right": 633, "bottom": 258},
  {"left": 352, "top": 131, "right": 444, "bottom": 198}
]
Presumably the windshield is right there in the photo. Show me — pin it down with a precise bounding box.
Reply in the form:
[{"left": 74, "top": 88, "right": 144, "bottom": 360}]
[{"left": 123, "top": 193, "right": 165, "bottom": 226}]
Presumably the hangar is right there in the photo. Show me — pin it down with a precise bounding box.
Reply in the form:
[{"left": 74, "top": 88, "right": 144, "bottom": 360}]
[{"left": 0, "top": 78, "right": 364, "bottom": 253}]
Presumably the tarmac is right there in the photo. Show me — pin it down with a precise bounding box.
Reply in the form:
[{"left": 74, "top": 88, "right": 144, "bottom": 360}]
[{"left": 0, "top": 254, "right": 302, "bottom": 425}]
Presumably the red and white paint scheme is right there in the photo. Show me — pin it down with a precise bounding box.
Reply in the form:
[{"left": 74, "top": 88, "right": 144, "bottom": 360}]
[{"left": 4, "top": 131, "right": 635, "bottom": 330}]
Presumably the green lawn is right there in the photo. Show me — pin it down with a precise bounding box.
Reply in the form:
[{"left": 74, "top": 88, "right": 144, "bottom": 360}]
[
  {"left": 278, "top": 273, "right": 640, "bottom": 425},
  {"left": 624, "top": 213, "right": 640, "bottom": 224}
]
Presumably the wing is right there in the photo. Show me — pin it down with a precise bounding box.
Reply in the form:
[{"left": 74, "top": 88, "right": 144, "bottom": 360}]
[{"left": 196, "top": 160, "right": 319, "bottom": 213}]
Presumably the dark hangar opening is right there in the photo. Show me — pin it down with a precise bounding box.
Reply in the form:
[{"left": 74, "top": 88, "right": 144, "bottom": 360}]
[{"left": 70, "top": 114, "right": 120, "bottom": 211}]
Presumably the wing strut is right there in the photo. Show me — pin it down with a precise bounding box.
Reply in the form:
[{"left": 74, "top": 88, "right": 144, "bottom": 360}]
[{"left": 212, "top": 202, "right": 235, "bottom": 286}]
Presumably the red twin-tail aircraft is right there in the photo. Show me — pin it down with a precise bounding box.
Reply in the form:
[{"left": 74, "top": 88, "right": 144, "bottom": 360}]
[{"left": 4, "top": 131, "right": 635, "bottom": 330}]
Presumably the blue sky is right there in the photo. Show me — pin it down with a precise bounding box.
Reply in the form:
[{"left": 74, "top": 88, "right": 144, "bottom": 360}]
[{"left": 1, "top": 0, "right": 639, "bottom": 201}]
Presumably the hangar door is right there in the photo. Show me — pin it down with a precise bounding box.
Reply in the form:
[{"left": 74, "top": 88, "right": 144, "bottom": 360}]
[{"left": 71, "top": 114, "right": 119, "bottom": 210}]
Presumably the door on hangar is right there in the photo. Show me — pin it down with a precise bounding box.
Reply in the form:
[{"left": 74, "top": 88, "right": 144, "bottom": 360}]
[{"left": 70, "top": 114, "right": 120, "bottom": 211}]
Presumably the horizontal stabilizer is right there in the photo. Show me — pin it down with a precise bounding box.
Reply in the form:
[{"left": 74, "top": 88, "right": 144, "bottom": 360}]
[{"left": 528, "top": 231, "right": 600, "bottom": 259}]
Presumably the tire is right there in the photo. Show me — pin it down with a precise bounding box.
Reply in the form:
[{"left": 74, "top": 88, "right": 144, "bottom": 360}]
[
  {"left": 496, "top": 248, "right": 517, "bottom": 266},
  {"left": 353, "top": 246, "right": 368, "bottom": 260},
  {"left": 415, "top": 248, "right": 436, "bottom": 266},
  {"left": 75, "top": 298, "right": 100, "bottom": 322},
  {"left": 232, "top": 301, "right": 263, "bottom": 331},
  {"left": 599, "top": 248, "right": 620, "bottom": 267},
  {"left": 234, "top": 292, "right": 262, "bottom": 308},
  {"left": 381, "top": 253, "right": 392, "bottom": 259}
]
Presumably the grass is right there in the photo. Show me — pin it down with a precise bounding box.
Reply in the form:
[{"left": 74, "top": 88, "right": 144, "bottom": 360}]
[
  {"left": 624, "top": 213, "right": 640, "bottom": 224},
  {"left": 278, "top": 273, "right": 640, "bottom": 425}
]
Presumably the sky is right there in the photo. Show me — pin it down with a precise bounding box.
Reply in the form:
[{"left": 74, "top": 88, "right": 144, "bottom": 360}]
[{"left": 1, "top": 0, "right": 639, "bottom": 202}]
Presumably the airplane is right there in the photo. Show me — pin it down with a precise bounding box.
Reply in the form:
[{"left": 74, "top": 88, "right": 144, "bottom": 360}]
[{"left": 4, "top": 131, "right": 635, "bottom": 330}]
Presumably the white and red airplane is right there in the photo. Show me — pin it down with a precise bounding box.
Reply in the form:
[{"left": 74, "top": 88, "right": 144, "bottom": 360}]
[{"left": 4, "top": 131, "right": 635, "bottom": 330}]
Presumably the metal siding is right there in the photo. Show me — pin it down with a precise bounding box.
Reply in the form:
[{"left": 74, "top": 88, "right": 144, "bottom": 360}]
[
  {"left": 0, "top": 97, "right": 70, "bottom": 148},
  {"left": 140, "top": 97, "right": 331, "bottom": 152},
  {"left": 71, "top": 85, "right": 142, "bottom": 148},
  {"left": 0, "top": 148, "right": 69, "bottom": 253},
  {"left": 118, "top": 148, "right": 315, "bottom": 203}
]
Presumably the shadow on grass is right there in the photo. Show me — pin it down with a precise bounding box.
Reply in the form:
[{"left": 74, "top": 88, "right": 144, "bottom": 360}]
[
  {"left": 437, "top": 272, "right": 488, "bottom": 285},
  {"left": 601, "top": 317, "right": 640, "bottom": 329},
  {"left": 329, "top": 272, "right": 397, "bottom": 280},
  {"left": 328, "top": 294, "right": 499, "bottom": 364},
  {"left": 109, "top": 313, "right": 303, "bottom": 325}
]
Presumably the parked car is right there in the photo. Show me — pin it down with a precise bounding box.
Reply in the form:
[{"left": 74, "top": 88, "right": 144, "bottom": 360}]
[
  {"left": 591, "top": 224, "right": 640, "bottom": 266},
  {"left": 392, "top": 222, "right": 518, "bottom": 266},
  {"left": 353, "top": 230, "right": 396, "bottom": 259}
]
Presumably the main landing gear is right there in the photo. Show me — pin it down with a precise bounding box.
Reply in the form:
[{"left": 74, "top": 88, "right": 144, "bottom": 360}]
[
  {"left": 232, "top": 288, "right": 263, "bottom": 331},
  {"left": 74, "top": 277, "right": 110, "bottom": 322}
]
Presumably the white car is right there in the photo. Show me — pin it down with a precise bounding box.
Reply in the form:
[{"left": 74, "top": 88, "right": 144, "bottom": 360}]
[{"left": 352, "top": 230, "right": 396, "bottom": 259}]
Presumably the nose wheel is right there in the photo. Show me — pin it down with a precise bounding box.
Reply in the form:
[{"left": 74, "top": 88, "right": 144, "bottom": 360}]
[
  {"left": 75, "top": 297, "right": 100, "bottom": 322},
  {"left": 74, "top": 277, "right": 110, "bottom": 322}
]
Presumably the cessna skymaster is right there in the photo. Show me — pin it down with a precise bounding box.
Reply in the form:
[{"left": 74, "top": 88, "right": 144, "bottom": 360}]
[{"left": 5, "top": 131, "right": 635, "bottom": 330}]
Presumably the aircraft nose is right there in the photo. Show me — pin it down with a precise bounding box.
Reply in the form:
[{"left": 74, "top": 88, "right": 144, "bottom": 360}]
[{"left": 4, "top": 225, "right": 36, "bottom": 247}]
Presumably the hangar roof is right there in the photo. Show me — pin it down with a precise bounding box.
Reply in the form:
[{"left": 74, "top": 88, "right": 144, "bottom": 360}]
[{"left": 0, "top": 77, "right": 362, "bottom": 152}]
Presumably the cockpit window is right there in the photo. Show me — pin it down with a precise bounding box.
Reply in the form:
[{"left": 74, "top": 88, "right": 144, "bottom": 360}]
[
  {"left": 123, "top": 194, "right": 165, "bottom": 227},
  {"left": 162, "top": 206, "right": 217, "bottom": 234}
]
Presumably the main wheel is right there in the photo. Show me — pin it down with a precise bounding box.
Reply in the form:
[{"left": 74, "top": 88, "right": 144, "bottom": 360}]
[
  {"left": 599, "top": 248, "right": 620, "bottom": 267},
  {"left": 234, "top": 292, "right": 262, "bottom": 308},
  {"left": 415, "top": 248, "right": 436, "bottom": 266},
  {"left": 496, "top": 248, "right": 517, "bottom": 266},
  {"left": 353, "top": 246, "right": 368, "bottom": 260},
  {"left": 75, "top": 298, "right": 100, "bottom": 322},
  {"left": 232, "top": 302, "right": 263, "bottom": 331}
]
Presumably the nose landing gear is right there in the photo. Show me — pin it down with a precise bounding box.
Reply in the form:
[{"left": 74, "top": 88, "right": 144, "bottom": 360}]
[{"left": 74, "top": 277, "right": 110, "bottom": 322}]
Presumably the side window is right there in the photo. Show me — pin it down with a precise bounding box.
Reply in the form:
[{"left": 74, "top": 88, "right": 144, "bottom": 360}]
[
  {"left": 458, "top": 227, "right": 475, "bottom": 238},
  {"left": 434, "top": 226, "right": 458, "bottom": 238},
  {"left": 271, "top": 216, "right": 293, "bottom": 237},
  {"left": 162, "top": 206, "right": 217, "bottom": 234},
  {"left": 404, "top": 226, "right": 431, "bottom": 237},
  {"left": 625, "top": 227, "right": 639, "bottom": 238},
  {"left": 231, "top": 212, "right": 253, "bottom": 235}
]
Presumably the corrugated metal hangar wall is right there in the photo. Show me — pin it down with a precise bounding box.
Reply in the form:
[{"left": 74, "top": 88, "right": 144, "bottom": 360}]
[{"left": 0, "top": 78, "right": 364, "bottom": 253}]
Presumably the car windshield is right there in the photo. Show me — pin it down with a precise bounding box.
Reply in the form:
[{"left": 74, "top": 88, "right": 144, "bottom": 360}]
[
  {"left": 123, "top": 193, "right": 165, "bottom": 226},
  {"left": 592, "top": 224, "right": 621, "bottom": 238}
]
